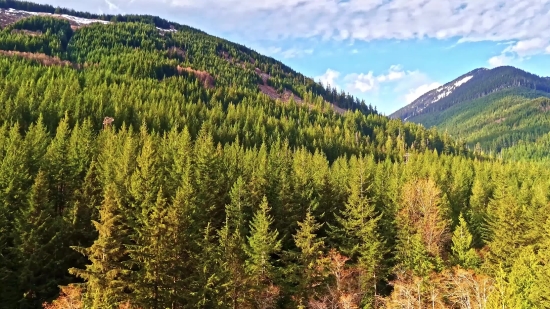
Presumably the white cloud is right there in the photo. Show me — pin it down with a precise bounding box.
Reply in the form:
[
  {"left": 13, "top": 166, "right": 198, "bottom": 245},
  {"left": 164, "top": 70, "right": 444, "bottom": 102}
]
[
  {"left": 345, "top": 72, "right": 377, "bottom": 92},
  {"left": 324, "top": 65, "right": 439, "bottom": 105},
  {"left": 315, "top": 69, "right": 341, "bottom": 88},
  {"left": 342, "top": 65, "right": 409, "bottom": 93},
  {"left": 315, "top": 65, "right": 440, "bottom": 113},
  {"left": 508, "top": 38, "right": 547, "bottom": 57},
  {"left": 405, "top": 82, "right": 442, "bottom": 103},
  {"left": 376, "top": 65, "right": 406, "bottom": 82},
  {"left": 258, "top": 46, "right": 314, "bottom": 59},
  {"left": 488, "top": 54, "right": 514, "bottom": 67},
  {"left": 31, "top": 0, "right": 550, "bottom": 59}
]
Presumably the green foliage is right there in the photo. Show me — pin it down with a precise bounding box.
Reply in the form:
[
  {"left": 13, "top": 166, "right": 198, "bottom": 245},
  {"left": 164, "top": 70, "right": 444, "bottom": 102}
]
[
  {"left": 1, "top": 1, "right": 550, "bottom": 307},
  {"left": 451, "top": 214, "right": 481, "bottom": 269}
]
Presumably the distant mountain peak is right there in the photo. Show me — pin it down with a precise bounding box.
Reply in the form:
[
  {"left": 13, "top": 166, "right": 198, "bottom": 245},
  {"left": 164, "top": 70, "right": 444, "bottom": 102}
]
[{"left": 391, "top": 66, "right": 550, "bottom": 121}]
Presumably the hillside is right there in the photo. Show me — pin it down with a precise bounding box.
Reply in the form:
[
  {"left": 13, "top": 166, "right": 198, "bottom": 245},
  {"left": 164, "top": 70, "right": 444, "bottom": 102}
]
[
  {"left": 1, "top": 1, "right": 550, "bottom": 309},
  {"left": 0, "top": 1, "right": 376, "bottom": 115},
  {"left": 391, "top": 66, "right": 550, "bottom": 121}
]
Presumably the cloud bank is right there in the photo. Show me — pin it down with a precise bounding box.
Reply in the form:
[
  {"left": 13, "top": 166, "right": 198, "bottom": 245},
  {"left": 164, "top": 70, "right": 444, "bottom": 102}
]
[
  {"left": 316, "top": 65, "right": 441, "bottom": 109},
  {"left": 35, "top": 0, "right": 550, "bottom": 61}
]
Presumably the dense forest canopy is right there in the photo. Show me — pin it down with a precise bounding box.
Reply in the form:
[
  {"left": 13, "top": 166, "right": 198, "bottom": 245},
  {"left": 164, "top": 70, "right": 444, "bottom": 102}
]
[
  {"left": 0, "top": 2, "right": 549, "bottom": 309},
  {"left": 410, "top": 89, "right": 550, "bottom": 156}
]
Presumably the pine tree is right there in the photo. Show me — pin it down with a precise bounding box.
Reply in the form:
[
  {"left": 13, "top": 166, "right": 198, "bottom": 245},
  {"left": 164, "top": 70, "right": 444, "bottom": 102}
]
[
  {"left": 193, "top": 125, "right": 224, "bottom": 228},
  {"left": 451, "top": 214, "right": 481, "bottom": 269},
  {"left": 0, "top": 197, "right": 15, "bottom": 308},
  {"left": 534, "top": 216, "right": 550, "bottom": 307},
  {"left": 396, "top": 178, "right": 449, "bottom": 276},
  {"left": 70, "top": 185, "right": 131, "bottom": 309},
  {"left": 190, "top": 223, "right": 223, "bottom": 308},
  {"left": 44, "top": 114, "right": 74, "bottom": 214},
  {"left": 245, "top": 196, "right": 282, "bottom": 308}
]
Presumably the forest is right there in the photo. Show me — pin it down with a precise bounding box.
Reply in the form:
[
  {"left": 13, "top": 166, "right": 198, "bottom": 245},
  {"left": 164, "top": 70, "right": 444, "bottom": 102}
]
[{"left": 0, "top": 3, "right": 549, "bottom": 309}]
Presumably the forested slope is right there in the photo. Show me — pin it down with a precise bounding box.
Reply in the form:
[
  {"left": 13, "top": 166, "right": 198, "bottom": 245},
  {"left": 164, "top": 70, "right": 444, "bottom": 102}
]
[
  {"left": 0, "top": 2, "right": 549, "bottom": 309},
  {"left": 410, "top": 90, "right": 550, "bottom": 152},
  {"left": 391, "top": 66, "right": 550, "bottom": 121}
]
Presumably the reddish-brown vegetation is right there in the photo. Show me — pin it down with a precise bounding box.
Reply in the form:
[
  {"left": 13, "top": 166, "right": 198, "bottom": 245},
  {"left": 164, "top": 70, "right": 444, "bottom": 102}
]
[
  {"left": 177, "top": 65, "right": 215, "bottom": 89},
  {"left": 0, "top": 50, "right": 79, "bottom": 68},
  {"left": 11, "top": 29, "right": 42, "bottom": 36},
  {"left": 168, "top": 46, "right": 186, "bottom": 59}
]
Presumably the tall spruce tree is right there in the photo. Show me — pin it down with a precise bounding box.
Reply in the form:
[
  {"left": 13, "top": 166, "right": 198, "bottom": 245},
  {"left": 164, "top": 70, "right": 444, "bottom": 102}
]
[
  {"left": 330, "top": 156, "right": 383, "bottom": 305},
  {"left": 292, "top": 209, "right": 328, "bottom": 307},
  {"left": 15, "top": 171, "right": 65, "bottom": 309},
  {"left": 70, "top": 185, "right": 131, "bottom": 309},
  {"left": 245, "top": 196, "right": 282, "bottom": 308},
  {"left": 451, "top": 214, "right": 481, "bottom": 269},
  {"left": 218, "top": 177, "right": 249, "bottom": 309}
]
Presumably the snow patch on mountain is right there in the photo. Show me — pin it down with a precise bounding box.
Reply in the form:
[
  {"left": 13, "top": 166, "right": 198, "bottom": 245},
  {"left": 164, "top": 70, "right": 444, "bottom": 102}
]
[
  {"left": 3, "top": 8, "right": 109, "bottom": 25},
  {"left": 1, "top": 8, "right": 176, "bottom": 32},
  {"left": 59, "top": 14, "right": 109, "bottom": 25},
  {"left": 432, "top": 75, "right": 473, "bottom": 103}
]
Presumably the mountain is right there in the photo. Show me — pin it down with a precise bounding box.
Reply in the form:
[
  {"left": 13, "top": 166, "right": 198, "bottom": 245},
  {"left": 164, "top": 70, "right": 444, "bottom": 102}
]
[{"left": 391, "top": 66, "right": 550, "bottom": 121}]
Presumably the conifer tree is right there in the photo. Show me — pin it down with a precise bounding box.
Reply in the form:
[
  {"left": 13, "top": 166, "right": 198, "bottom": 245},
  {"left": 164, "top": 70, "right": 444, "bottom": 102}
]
[
  {"left": 451, "top": 214, "right": 481, "bottom": 269},
  {"left": 534, "top": 216, "right": 550, "bottom": 307},
  {"left": 292, "top": 209, "right": 328, "bottom": 306},
  {"left": 245, "top": 196, "right": 282, "bottom": 308},
  {"left": 44, "top": 114, "right": 73, "bottom": 214},
  {"left": 485, "top": 175, "right": 531, "bottom": 271},
  {"left": 218, "top": 177, "right": 249, "bottom": 309},
  {"left": 70, "top": 185, "right": 131, "bottom": 309},
  {"left": 190, "top": 223, "right": 223, "bottom": 308},
  {"left": 23, "top": 115, "right": 50, "bottom": 175},
  {"left": 129, "top": 188, "right": 174, "bottom": 309},
  {"left": 193, "top": 125, "right": 223, "bottom": 228},
  {"left": 330, "top": 156, "right": 383, "bottom": 305},
  {"left": 15, "top": 171, "right": 65, "bottom": 309},
  {"left": 0, "top": 196, "right": 16, "bottom": 308}
]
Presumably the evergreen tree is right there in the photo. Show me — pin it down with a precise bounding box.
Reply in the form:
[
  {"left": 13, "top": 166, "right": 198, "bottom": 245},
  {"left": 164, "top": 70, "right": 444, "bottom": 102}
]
[
  {"left": 70, "top": 185, "right": 131, "bottom": 309},
  {"left": 218, "top": 177, "right": 249, "bottom": 309},
  {"left": 330, "top": 156, "right": 384, "bottom": 305},
  {"left": 292, "top": 209, "right": 328, "bottom": 307},
  {"left": 245, "top": 196, "right": 282, "bottom": 308},
  {"left": 451, "top": 214, "right": 481, "bottom": 269},
  {"left": 129, "top": 189, "right": 174, "bottom": 309},
  {"left": 14, "top": 171, "right": 65, "bottom": 309}
]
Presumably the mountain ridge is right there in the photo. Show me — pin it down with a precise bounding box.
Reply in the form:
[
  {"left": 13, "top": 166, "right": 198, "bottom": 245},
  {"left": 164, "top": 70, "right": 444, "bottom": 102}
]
[{"left": 391, "top": 65, "right": 550, "bottom": 121}]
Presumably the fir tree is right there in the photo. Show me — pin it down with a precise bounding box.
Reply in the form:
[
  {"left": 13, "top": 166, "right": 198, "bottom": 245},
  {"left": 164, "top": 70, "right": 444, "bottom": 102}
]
[
  {"left": 218, "top": 177, "right": 249, "bottom": 309},
  {"left": 15, "top": 171, "right": 65, "bottom": 309},
  {"left": 70, "top": 185, "right": 131, "bottom": 309},
  {"left": 330, "top": 156, "right": 384, "bottom": 305},
  {"left": 128, "top": 188, "right": 174, "bottom": 309},
  {"left": 292, "top": 209, "right": 328, "bottom": 306},
  {"left": 451, "top": 214, "right": 481, "bottom": 269},
  {"left": 245, "top": 196, "right": 282, "bottom": 308}
]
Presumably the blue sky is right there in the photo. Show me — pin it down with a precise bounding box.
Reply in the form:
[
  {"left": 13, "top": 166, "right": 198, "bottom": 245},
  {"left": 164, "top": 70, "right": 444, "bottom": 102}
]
[{"left": 33, "top": 0, "right": 550, "bottom": 114}]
